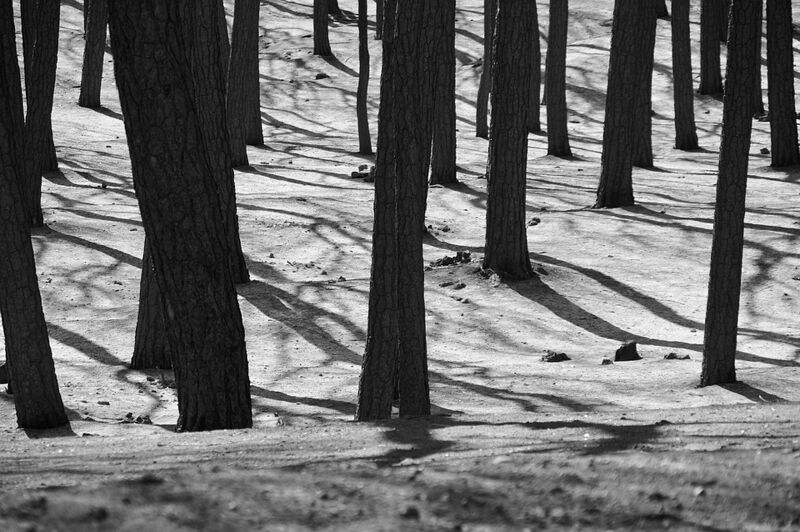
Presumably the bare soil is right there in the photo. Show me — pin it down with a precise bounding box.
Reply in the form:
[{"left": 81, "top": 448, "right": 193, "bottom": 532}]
[{"left": 2, "top": 1, "right": 800, "bottom": 530}]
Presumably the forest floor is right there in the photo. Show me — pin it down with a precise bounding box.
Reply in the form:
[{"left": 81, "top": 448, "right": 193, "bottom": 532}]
[{"left": 2, "top": 0, "right": 800, "bottom": 530}]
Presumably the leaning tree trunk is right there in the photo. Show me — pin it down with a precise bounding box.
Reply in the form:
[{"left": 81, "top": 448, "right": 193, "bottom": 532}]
[
  {"left": 20, "top": 0, "right": 60, "bottom": 227},
  {"left": 313, "top": 0, "right": 332, "bottom": 56},
  {"left": 766, "top": 0, "right": 800, "bottom": 166},
  {"left": 527, "top": 3, "right": 541, "bottom": 134},
  {"left": 671, "top": 0, "right": 699, "bottom": 150},
  {"left": 78, "top": 0, "right": 107, "bottom": 108},
  {"left": 483, "top": 0, "right": 535, "bottom": 281},
  {"left": 701, "top": 0, "right": 761, "bottom": 387},
  {"left": 227, "top": 0, "right": 262, "bottom": 166},
  {"left": 356, "top": 0, "right": 372, "bottom": 154},
  {"left": 0, "top": 0, "right": 68, "bottom": 429},
  {"left": 131, "top": 241, "right": 171, "bottom": 369},
  {"left": 429, "top": 0, "right": 457, "bottom": 185},
  {"left": 699, "top": 0, "right": 723, "bottom": 95},
  {"left": 475, "top": 0, "right": 496, "bottom": 139},
  {"left": 595, "top": 0, "right": 653, "bottom": 208},
  {"left": 545, "top": 0, "right": 572, "bottom": 157},
  {"left": 632, "top": 3, "right": 658, "bottom": 168},
  {"left": 109, "top": 0, "right": 252, "bottom": 432}
]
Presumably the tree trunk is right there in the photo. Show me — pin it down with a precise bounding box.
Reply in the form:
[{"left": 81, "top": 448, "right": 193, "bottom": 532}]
[
  {"left": 475, "top": 0, "right": 496, "bottom": 139},
  {"left": 375, "top": 0, "right": 384, "bottom": 40},
  {"left": 429, "top": 0, "right": 457, "bottom": 185},
  {"left": 131, "top": 240, "right": 171, "bottom": 370},
  {"left": 699, "top": 0, "right": 723, "bottom": 95},
  {"left": 752, "top": 4, "right": 764, "bottom": 117},
  {"left": 595, "top": 0, "right": 653, "bottom": 208},
  {"left": 78, "top": 0, "right": 107, "bottom": 108},
  {"left": 357, "top": 0, "right": 372, "bottom": 155},
  {"left": 766, "top": 0, "right": 800, "bottom": 166},
  {"left": 701, "top": 0, "right": 761, "bottom": 387},
  {"left": 227, "top": 0, "right": 262, "bottom": 166},
  {"left": 0, "top": 0, "right": 68, "bottom": 429},
  {"left": 671, "top": 0, "right": 699, "bottom": 150},
  {"left": 483, "top": 0, "right": 535, "bottom": 281},
  {"left": 632, "top": 3, "right": 658, "bottom": 168},
  {"left": 719, "top": 0, "right": 731, "bottom": 42},
  {"left": 109, "top": 0, "right": 252, "bottom": 431},
  {"left": 545, "top": 0, "right": 572, "bottom": 157},
  {"left": 657, "top": 0, "right": 669, "bottom": 19},
  {"left": 313, "top": 0, "right": 333, "bottom": 56},
  {"left": 527, "top": 3, "right": 541, "bottom": 134},
  {"left": 328, "top": 0, "right": 343, "bottom": 18},
  {"left": 21, "top": 0, "right": 60, "bottom": 227}
]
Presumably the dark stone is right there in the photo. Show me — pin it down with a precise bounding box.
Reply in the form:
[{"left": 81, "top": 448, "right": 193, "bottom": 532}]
[
  {"left": 614, "top": 341, "right": 641, "bottom": 361},
  {"left": 664, "top": 352, "right": 691, "bottom": 360},
  {"left": 315, "top": 72, "right": 330, "bottom": 80},
  {"left": 600, "top": 358, "right": 613, "bottom": 365},
  {"left": 541, "top": 351, "right": 570, "bottom": 362}
]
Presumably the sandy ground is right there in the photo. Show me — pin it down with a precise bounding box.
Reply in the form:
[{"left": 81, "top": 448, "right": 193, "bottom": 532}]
[{"left": 1, "top": 0, "right": 800, "bottom": 530}]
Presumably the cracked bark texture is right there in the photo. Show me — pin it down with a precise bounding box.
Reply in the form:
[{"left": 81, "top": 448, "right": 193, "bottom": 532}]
[
  {"left": 108, "top": 0, "right": 252, "bottom": 431},
  {"left": 0, "top": 0, "right": 67, "bottom": 429},
  {"left": 357, "top": 0, "right": 372, "bottom": 155},
  {"left": 131, "top": 240, "right": 171, "bottom": 370},
  {"left": 546, "top": 0, "right": 572, "bottom": 157},
  {"left": 227, "top": 0, "right": 262, "bottom": 165},
  {"left": 699, "top": 0, "right": 723, "bottom": 95},
  {"left": 483, "top": 0, "right": 535, "bottom": 281},
  {"left": 78, "top": 0, "right": 107, "bottom": 108},
  {"left": 527, "top": 3, "right": 541, "bottom": 134},
  {"left": 21, "top": 0, "right": 60, "bottom": 226},
  {"left": 766, "top": 0, "right": 800, "bottom": 166},
  {"left": 313, "top": 0, "right": 332, "bottom": 56},
  {"left": 375, "top": 0, "right": 383, "bottom": 40},
  {"left": 671, "top": 0, "right": 699, "bottom": 150},
  {"left": 631, "top": 1, "right": 658, "bottom": 168},
  {"left": 595, "top": 0, "right": 651, "bottom": 208},
  {"left": 701, "top": 0, "right": 761, "bottom": 387},
  {"left": 475, "top": 0, "right": 496, "bottom": 139},
  {"left": 429, "top": 0, "right": 457, "bottom": 185}
]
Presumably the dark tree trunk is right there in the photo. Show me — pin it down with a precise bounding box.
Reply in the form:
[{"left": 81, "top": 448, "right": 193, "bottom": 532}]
[
  {"left": 657, "top": 0, "right": 669, "bottom": 19},
  {"left": 595, "top": 0, "right": 653, "bottom": 208},
  {"left": 752, "top": 3, "right": 764, "bottom": 117},
  {"left": 527, "top": 3, "right": 541, "bottom": 133},
  {"left": 218, "top": 0, "right": 230, "bottom": 77},
  {"left": 357, "top": 0, "right": 372, "bottom": 155},
  {"left": 131, "top": 241, "right": 171, "bottom": 370},
  {"left": 766, "top": 0, "right": 800, "bottom": 166},
  {"left": 632, "top": 3, "right": 658, "bottom": 168},
  {"left": 328, "top": 0, "right": 343, "bottom": 18},
  {"left": 21, "top": 0, "right": 60, "bottom": 227},
  {"left": 719, "top": 0, "right": 731, "bottom": 42},
  {"left": 429, "top": 0, "right": 457, "bottom": 185},
  {"left": 671, "top": 0, "right": 699, "bottom": 150},
  {"left": 0, "top": 0, "right": 68, "bottom": 429},
  {"left": 545, "top": 0, "right": 572, "bottom": 157},
  {"left": 475, "top": 0, "right": 496, "bottom": 139},
  {"left": 109, "top": 0, "right": 252, "bottom": 431},
  {"left": 227, "top": 0, "right": 262, "bottom": 166},
  {"left": 483, "top": 0, "right": 535, "bottom": 281},
  {"left": 375, "top": 0, "right": 384, "bottom": 39},
  {"left": 699, "top": 0, "right": 723, "bottom": 95},
  {"left": 701, "top": 0, "right": 761, "bottom": 387},
  {"left": 78, "top": 0, "right": 107, "bottom": 108},
  {"left": 313, "top": 0, "right": 333, "bottom": 56}
]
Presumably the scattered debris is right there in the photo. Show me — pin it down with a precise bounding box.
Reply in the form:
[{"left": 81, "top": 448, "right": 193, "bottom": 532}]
[
  {"left": 664, "top": 352, "right": 691, "bottom": 360},
  {"left": 601, "top": 357, "right": 613, "bottom": 365},
  {"left": 760, "top": 147, "right": 770, "bottom": 155},
  {"left": 351, "top": 165, "right": 375, "bottom": 180},
  {"left": 121, "top": 412, "right": 153, "bottom": 425},
  {"left": 429, "top": 251, "right": 472, "bottom": 267},
  {"left": 439, "top": 280, "right": 455, "bottom": 288},
  {"left": 453, "top": 281, "right": 466, "bottom": 290},
  {"left": 527, "top": 217, "right": 541, "bottom": 227},
  {"left": 541, "top": 351, "right": 570, "bottom": 363},
  {"left": 614, "top": 341, "right": 641, "bottom": 361},
  {"left": 97, "top": 400, "right": 110, "bottom": 406},
  {"left": 314, "top": 72, "right": 329, "bottom": 80}
]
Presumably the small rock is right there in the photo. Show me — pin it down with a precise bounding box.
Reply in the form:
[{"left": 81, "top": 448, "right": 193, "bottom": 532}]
[
  {"left": 760, "top": 147, "right": 770, "bottom": 155},
  {"left": 614, "top": 341, "right": 641, "bottom": 361},
  {"left": 541, "top": 351, "right": 570, "bottom": 363},
  {"left": 269, "top": 253, "right": 275, "bottom": 258},
  {"left": 400, "top": 505, "right": 420, "bottom": 520},
  {"left": 97, "top": 400, "right": 110, "bottom": 406},
  {"left": 358, "top": 164, "right": 369, "bottom": 171},
  {"left": 337, "top": 276, "right": 347, "bottom": 282},
  {"left": 315, "top": 72, "right": 329, "bottom": 80},
  {"left": 460, "top": 298, "right": 470, "bottom": 304},
  {"left": 664, "top": 352, "right": 691, "bottom": 360},
  {"left": 527, "top": 217, "right": 541, "bottom": 227},
  {"left": 601, "top": 358, "right": 613, "bottom": 365},
  {"left": 453, "top": 282, "right": 466, "bottom": 290},
  {"left": 439, "top": 281, "right": 455, "bottom": 287}
]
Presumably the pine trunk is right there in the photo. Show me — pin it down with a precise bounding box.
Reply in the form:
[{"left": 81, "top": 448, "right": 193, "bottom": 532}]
[
  {"left": 475, "top": 0, "right": 496, "bottom": 139},
  {"left": 699, "top": 0, "right": 723, "bottom": 95},
  {"left": 429, "top": 0, "right": 457, "bottom": 185},
  {"left": 78, "top": 0, "right": 107, "bottom": 108},
  {"left": 227, "top": 0, "right": 262, "bottom": 165},
  {"left": 545, "top": 0, "right": 571, "bottom": 157},
  {"left": 131, "top": 240, "right": 171, "bottom": 370},
  {"left": 671, "top": 0, "right": 699, "bottom": 150},
  {"left": 632, "top": 2, "right": 658, "bottom": 168},
  {"left": 527, "top": 3, "right": 541, "bottom": 134},
  {"left": 313, "top": 0, "right": 333, "bottom": 56},
  {"left": 766, "top": 0, "right": 800, "bottom": 166},
  {"left": 357, "top": 0, "right": 372, "bottom": 155},
  {"left": 375, "top": 0, "right": 384, "bottom": 40}
]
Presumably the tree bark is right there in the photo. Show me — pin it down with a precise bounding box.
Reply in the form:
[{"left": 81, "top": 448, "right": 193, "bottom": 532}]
[
  {"left": 21, "top": 0, "right": 60, "bottom": 227},
  {"left": 375, "top": 0, "right": 384, "bottom": 40},
  {"left": 131, "top": 240, "right": 171, "bottom": 370},
  {"left": 483, "top": 0, "right": 535, "bottom": 281},
  {"left": 313, "top": 0, "right": 333, "bottom": 56},
  {"left": 357, "top": 0, "right": 372, "bottom": 155},
  {"left": 475, "top": 0, "right": 496, "bottom": 139},
  {"left": 719, "top": 0, "right": 731, "bottom": 42},
  {"left": 657, "top": 0, "right": 669, "bottom": 19},
  {"left": 109, "top": 0, "right": 252, "bottom": 431},
  {"left": 671, "top": 0, "right": 699, "bottom": 150},
  {"left": 328, "top": 0, "right": 343, "bottom": 18},
  {"left": 429, "top": 0, "right": 457, "bottom": 185},
  {"left": 0, "top": 0, "right": 68, "bottom": 429},
  {"left": 527, "top": 3, "right": 541, "bottom": 134},
  {"left": 766, "top": 0, "right": 800, "bottom": 166},
  {"left": 699, "top": 0, "right": 723, "bottom": 95},
  {"left": 228, "top": 0, "right": 262, "bottom": 166},
  {"left": 701, "top": 0, "right": 761, "bottom": 387},
  {"left": 545, "top": 0, "right": 572, "bottom": 157},
  {"left": 752, "top": 3, "right": 764, "bottom": 117},
  {"left": 632, "top": 3, "right": 658, "bottom": 168},
  {"left": 78, "top": 0, "right": 107, "bottom": 108}
]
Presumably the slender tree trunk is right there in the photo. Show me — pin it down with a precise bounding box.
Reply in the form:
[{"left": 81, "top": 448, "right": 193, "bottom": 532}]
[
  {"left": 719, "top": 0, "right": 731, "bottom": 42},
  {"left": 475, "top": 0, "right": 496, "bottom": 139},
  {"left": 766, "top": 0, "right": 800, "bottom": 166},
  {"left": 0, "top": 0, "right": 68, "bottom": 429},
  {"left": 227, "top": 0, "right": 262, "bottom": 165},
  {"left": 657, "top": 0, "right": 669, "bottom": 19},
  {"left": 671, "top": 0, "right": 699, "bottom": 150},
  {"left": 21, "top": 0, "right": 60, "bottom": 227},
  {"left": 357, "top": 0, "right": 372, "bottom": 154},
  {"left": 699, "top": 0, "right": 723, "bottom": 95},
  {"left": 752, "top": 3, "right": 764, "bottom": 117},
  {"left": 483, "top": 0, "right": 535, "bottom": 281},
  {"left": 131, "top": 241, "right": 171, "bottom": 369},
  {"left": 78, "top": 0, "right": 107, "bottom": 108},
  {"left": 632, "top": 3, "right": 658, "bottom": 168},
  {"left": 595, "top": 0, "right": 652, "bottom": 208},
  {"left": 313, "top": 0, "right": 333, "bottom": 56},
  {"left": 109, "top": 0, "right": 252, "bottom": 431},
  {"left": 430, "top": 0, "right": 457, "bottom": 185},
  {"left": 356, "top": 0, "right": 398, "bottom": 421},
  {"left": 546, "top": 0, "right": 572, "bottom": 157},
  {"left": 701, "top": 0, "right": 761, "bottom": 387},
  {"left": 527, "top": 3, "right": 541, "bottom": 133}
]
